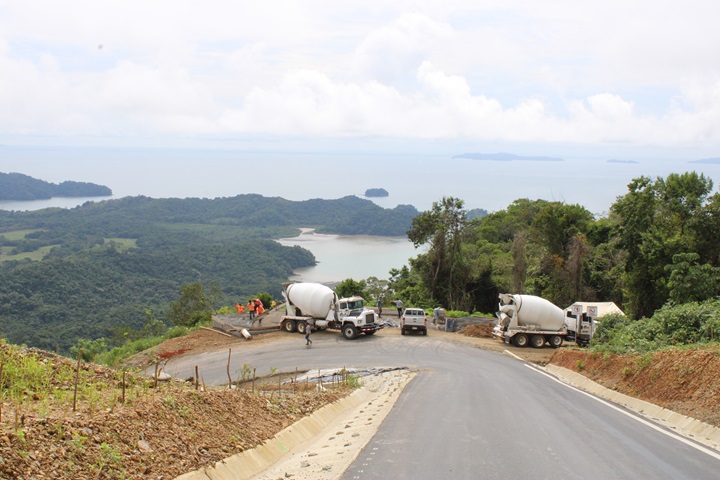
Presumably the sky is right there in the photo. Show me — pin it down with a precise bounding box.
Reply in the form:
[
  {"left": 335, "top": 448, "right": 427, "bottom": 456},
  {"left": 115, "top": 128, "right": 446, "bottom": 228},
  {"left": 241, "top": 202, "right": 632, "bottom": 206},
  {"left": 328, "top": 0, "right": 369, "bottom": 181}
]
[{"left": 1, "top": 0, "right": 720, "bottom": 157}]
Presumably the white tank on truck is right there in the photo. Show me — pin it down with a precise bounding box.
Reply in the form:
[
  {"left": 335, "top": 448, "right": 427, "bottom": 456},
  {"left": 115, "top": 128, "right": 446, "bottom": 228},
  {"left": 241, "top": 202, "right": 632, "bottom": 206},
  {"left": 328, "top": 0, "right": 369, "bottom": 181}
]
[
  {"left": 284, "top": 282, "right": 339, "bottom": 320},
  {"left": 280, "top": 282, "right": 380, "bottom": 340},
  {"left": 493, "top": 293, "right": 567, "bottom": 348}
]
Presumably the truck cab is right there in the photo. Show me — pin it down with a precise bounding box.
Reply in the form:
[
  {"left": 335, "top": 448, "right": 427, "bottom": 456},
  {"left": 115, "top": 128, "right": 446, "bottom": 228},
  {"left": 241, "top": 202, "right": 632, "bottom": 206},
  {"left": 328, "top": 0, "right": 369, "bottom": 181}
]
[{"left": 338, "top": 296, "right": 366, "bottom": 318}]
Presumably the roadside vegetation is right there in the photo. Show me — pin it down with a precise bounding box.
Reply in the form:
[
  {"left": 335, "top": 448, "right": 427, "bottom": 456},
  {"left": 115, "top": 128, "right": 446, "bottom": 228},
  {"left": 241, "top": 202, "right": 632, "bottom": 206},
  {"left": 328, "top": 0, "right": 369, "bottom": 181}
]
[
  {"left": 337, "top": 171, "right": 720, "bottom": 356},
  {"left": 0, "top": 336, "right": 356, "bottom": 479}
]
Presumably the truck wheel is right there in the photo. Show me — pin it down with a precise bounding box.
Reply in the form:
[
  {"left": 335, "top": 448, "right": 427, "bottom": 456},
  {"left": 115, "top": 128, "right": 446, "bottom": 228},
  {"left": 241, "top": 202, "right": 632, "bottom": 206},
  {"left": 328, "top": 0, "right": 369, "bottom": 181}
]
[
  {"left": 401, "top": 328, "right": 406, "bottom": 336},
  {"left": 512, "top": 333, "right": 529, "bottom": 348},
  {"left": 342, "top": 324, "right": 358, "bottom": 340},
  {"left": 283, "top": 320, "right": 296, "bottom": 333},
  {"left": 422, "top": 328, "right": 427, "bottom": 336},
  {"left": 296, "top": 321, "right": 306, "bottom": 335},
  {"left": 549, "top": 335, "right": 563, "bottom": 348},
  {"left": 530, "top": 335, "right": 545, "bottom": 348}
]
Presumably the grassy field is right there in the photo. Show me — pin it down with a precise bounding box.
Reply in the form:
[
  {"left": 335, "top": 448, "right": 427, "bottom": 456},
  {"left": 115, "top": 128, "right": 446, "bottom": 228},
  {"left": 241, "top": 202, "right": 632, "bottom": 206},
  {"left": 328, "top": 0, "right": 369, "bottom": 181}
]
[
  {"left": 0, "top": 229, "right": 42, "bottom": 240},
  {"left": 104, "top": 237, "right": 138, "bottom": 251},
  {"left": 0, "top": 245, "right": 58, "bottom": 262}
]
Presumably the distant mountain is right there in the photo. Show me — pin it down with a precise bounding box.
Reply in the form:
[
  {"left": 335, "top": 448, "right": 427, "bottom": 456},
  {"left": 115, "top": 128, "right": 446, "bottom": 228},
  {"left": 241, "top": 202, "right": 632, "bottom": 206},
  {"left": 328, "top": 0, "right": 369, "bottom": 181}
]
[
  {"left": 0, "top": 172, "right": 112, "bottom": 200},
  {"left": 607, "top": 159, "right": 639, "bottom": 164},
  {"left": 689, "top": 157, "right": 720, "bottom": 164},
  {"left": 452, "top": 152, "right": 564, "bottom": 162},
  {"left": 365, "top": 187, "right": 389, "bottom": 198}
]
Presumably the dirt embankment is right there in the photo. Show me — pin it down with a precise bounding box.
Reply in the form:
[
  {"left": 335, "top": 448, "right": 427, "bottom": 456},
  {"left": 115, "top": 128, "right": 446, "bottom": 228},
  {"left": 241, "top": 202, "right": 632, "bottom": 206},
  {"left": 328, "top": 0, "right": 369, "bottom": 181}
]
[
  {"left": 550, "top": 347, "right": 720, "bottom": 427},
  {"left": 0, "top": 338, "right": 350, "bottom": 480}
]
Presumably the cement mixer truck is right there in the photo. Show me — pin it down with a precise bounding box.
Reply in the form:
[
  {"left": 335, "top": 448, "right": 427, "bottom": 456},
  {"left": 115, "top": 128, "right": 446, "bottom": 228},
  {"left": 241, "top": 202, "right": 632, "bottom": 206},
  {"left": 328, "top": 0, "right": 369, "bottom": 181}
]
[
  {"left": 493, "top": 293, "right": 588, "bottom": 348},
  {"left": 280, "top": 282, "right": 380, "bottom": 340},
  {"left": 492, "top": 294, "right": 566, "bottom": 348}
]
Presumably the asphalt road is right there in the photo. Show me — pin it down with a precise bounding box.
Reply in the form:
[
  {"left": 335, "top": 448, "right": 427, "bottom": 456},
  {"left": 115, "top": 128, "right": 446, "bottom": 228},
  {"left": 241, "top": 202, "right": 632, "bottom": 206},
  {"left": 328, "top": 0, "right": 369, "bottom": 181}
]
[{"left": 162, "top": 330, "right": 720, "bottom": 480}]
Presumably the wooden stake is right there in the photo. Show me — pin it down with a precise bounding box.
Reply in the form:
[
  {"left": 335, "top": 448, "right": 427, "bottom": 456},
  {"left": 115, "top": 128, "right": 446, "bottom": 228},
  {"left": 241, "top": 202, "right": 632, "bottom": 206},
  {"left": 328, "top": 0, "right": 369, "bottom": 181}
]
[
  {"left": 226, "top": 348, "right": 232, "bottom": 389},
  {"left": 195, "top": 366, "right": 199, "bottom": 390},
  {"left": 252, "top": 368, "right": 256, "bottom": 393},
  {"left": 122, "top": 370, "right": 126, "bottom": 404},
  {"left": 73, "top": 348, "right": 82, "bottom": 412},
  {"left": 0, "top": 361, "right": 4, "bottom": 422}
]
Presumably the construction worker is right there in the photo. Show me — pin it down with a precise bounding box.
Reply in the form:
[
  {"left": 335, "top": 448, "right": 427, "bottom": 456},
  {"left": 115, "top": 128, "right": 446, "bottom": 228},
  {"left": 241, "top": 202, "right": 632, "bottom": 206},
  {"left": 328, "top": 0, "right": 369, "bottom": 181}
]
[
  {"left": 254, "top": 299, "right": 265, "bottom": 326},
  {"left": 254, "top": 299, "right": 265, "bottom": 316},
  {"left": 235, "top": 302, "right": 245, "bottom": 314},
  {"left": 247, "top": 300, "right": 256, "bottom": 322}
]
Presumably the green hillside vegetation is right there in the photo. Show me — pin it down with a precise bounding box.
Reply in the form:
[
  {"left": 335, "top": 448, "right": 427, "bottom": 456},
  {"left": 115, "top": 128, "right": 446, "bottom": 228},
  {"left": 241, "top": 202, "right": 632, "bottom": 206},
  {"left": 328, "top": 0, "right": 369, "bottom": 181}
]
[
  {"left": 0, "top": 194, "right": 418, "bottom": 354},
  {"left": 384, "top": 171, "right": 720, "bottom": 353},
  {"left": 0, "top": 172, "right": 112, "bottom": 200}
]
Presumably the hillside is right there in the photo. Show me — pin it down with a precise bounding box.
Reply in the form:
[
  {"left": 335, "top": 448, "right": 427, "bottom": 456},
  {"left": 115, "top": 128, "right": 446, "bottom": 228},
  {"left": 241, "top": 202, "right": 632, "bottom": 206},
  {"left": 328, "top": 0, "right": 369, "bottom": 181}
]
[
  {"left": 0, "top": 337, "right": 351, "bottom": 479},
  {"left": 0, "top": 172, "right": 112, "bottom": 200},
  {"left": 0, "top": 194, "right": 418, "bottom": 354}
]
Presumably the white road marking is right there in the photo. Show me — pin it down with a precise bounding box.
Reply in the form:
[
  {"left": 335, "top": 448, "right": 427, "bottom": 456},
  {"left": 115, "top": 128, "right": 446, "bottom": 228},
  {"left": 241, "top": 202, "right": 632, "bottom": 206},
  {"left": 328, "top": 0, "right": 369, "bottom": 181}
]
[{"left": 524, "top": 363, "right": 720, "bottom": 462}]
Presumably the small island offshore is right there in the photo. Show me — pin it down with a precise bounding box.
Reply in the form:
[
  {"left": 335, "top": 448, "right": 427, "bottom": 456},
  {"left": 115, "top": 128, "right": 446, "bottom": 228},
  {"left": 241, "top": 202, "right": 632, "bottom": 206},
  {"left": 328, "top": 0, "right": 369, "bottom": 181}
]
[
  {"left": 0, "top": 172, "right": 112, "bottom": 201},
  {"left": 453, "top": 152, "right": 563, "bottom": 162},
  {"left": 364, "top": 187, "right": 389, "bottom": 198}
]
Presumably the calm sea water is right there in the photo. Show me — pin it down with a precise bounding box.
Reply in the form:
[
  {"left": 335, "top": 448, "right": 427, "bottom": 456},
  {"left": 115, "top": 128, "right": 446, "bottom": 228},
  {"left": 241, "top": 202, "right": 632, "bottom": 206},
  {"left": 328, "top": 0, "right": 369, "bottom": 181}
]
[
  {"left": 3, "top": 145, "right": 718, "bottom": 216},
  {"left": 277, "top": 229, "right": 421, "bottom": 283}
]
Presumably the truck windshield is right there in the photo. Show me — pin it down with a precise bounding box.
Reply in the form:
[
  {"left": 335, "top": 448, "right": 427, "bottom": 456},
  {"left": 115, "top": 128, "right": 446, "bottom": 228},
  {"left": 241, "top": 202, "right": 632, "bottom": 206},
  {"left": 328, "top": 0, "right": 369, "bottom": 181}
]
[{"left": 345, "top": 300, "right": 364, "bottom": 309}]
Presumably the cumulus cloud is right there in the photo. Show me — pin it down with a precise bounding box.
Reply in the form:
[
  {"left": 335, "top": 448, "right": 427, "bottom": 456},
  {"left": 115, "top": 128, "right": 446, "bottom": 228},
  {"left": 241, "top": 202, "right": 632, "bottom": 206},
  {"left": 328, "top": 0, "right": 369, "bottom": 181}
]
[{"left": 1, "top": 1, "right": 720, "bottom": 148}]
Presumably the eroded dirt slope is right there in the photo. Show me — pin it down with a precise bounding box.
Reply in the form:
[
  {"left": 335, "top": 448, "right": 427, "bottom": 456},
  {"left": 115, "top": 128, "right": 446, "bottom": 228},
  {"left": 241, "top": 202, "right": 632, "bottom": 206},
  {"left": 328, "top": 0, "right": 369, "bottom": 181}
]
[{"left": 551, "top": 346, "right": 720, "bottom": 427}]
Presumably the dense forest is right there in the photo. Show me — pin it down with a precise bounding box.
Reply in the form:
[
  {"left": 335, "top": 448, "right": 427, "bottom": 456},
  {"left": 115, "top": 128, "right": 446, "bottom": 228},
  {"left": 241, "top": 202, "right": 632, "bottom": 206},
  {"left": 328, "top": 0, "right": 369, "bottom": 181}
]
[
  {"left": 0, "top": 194, "right": 418, "bottom": 353},
  {"left": 0, "top": 172, "right": 112, "bottom": 200},
  {"left": 393, "top": 172, "right": 720, "bottom": 326}
]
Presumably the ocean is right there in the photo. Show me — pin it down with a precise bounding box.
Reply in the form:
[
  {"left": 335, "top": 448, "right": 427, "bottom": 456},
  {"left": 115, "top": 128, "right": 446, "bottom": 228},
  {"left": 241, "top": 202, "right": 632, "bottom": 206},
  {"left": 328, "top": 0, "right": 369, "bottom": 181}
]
[{"left": 2, "top": 145, "right": 718, "bottom": 216}]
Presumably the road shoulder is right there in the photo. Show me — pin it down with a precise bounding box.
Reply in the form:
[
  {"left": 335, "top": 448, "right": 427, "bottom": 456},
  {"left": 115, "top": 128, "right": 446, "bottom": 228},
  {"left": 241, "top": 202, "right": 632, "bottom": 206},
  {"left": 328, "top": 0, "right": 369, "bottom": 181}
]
[{"left": 176, "top": 369, "right": 416, "bottom": 480}]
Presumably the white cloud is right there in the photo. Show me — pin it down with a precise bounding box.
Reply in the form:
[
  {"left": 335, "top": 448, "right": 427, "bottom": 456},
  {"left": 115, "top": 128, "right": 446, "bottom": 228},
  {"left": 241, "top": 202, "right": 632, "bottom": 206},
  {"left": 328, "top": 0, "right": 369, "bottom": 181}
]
[{"left": 1, "top": 1, "right": 720, "bottom": 149}]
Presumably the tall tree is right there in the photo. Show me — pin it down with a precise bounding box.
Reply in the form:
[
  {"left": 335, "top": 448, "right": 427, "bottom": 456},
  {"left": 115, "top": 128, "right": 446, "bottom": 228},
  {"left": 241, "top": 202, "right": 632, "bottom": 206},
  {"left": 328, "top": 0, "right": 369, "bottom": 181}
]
[
  {"left": 167, "top": 282, "right": 220, "bottom": 327},
  {"left": 407, "top": 197, "right": 467, "bottom": 309},
  {"left": 612, "top": 172, "right": 715, "bottom": 318}
]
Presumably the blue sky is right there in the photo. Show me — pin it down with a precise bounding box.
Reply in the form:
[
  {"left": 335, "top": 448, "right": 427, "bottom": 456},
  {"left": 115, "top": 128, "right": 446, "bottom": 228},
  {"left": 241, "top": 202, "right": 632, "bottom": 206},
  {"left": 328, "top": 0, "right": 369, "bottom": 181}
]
[{"left": 1, "top": 1, "right": 719, "bottom": 157}]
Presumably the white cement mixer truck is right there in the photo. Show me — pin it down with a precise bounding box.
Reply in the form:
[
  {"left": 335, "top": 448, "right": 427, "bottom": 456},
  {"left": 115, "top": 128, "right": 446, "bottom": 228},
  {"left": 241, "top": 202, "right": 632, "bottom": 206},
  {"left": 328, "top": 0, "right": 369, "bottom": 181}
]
[
  {"left": 280, "top": 282, "right": 380, "bottom": 340},
  {"left": 492, "top": 293, "right": 592, "bottom": 348}
]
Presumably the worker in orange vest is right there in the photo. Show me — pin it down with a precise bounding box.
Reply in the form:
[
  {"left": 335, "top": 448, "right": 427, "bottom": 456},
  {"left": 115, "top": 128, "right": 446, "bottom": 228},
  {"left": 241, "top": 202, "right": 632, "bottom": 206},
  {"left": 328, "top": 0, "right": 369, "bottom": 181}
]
[
  {"left": 255, "top": 299, "right": 265, "bottom": 316},
  {"left": 247, "top": 300, "right": 256, "bottom": 321},
  {"left": 235, "top": 302, "right": 245, "bottom": 314}
]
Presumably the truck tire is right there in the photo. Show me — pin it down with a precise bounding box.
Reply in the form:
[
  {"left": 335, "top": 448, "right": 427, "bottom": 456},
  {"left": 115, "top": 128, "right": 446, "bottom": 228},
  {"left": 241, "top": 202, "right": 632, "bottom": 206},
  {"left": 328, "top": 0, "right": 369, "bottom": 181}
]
[
  {"left": 296, "top": 321, "right": 306, "bottom": 335},
  {"left": 512, "top": 333, "right": 529, "bottom": 348},
  {"left": 401, "top": 328, "right": 406, "bottom": 336},
  {"left": 549, "top": 335, "right": 563, "bottom": 348},
  {"left": 422, "top": 328, "right": 427, "bottom": 336},
  {"left": 342, "top": 324, "right": 358, "bottom": 340},
  {"left": 283, "top": 320, "right": 297, "bottom": 333},
  {"left": 530, "top": 334, "right": 545, "bottom": 348}
]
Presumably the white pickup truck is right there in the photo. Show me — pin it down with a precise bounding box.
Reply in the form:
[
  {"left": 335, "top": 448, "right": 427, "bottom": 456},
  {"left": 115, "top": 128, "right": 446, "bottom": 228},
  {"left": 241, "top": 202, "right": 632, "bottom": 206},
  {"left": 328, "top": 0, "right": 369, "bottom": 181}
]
[{"left": 401, "top": 308, "right": 428, "bottom": 336}]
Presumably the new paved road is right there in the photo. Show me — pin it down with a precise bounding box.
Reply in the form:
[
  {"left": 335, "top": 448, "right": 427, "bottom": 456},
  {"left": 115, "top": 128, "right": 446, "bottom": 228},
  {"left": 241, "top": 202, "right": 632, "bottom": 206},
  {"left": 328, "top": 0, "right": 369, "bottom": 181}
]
[{"left": 162, "top": 330, "right": 720, "bottom": 480}]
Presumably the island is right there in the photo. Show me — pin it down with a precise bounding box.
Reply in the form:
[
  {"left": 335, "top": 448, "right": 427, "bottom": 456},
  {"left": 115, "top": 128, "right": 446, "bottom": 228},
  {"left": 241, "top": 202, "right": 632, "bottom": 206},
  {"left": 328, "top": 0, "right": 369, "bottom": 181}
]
[
  {"left": 0, "top": 172, "right": 112, "bottom": 201},
  {"left": 452, "top": 152, "right": 564, "bottom": 162},
  {"left": 607, "top": 159, "right": 639, "bottom": 164},
  {"left": 689, "top": 157, "right": 720, "bottom": 164},
  {"left": 365, "top": 188, "right": 389, "bottom": 198}
]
